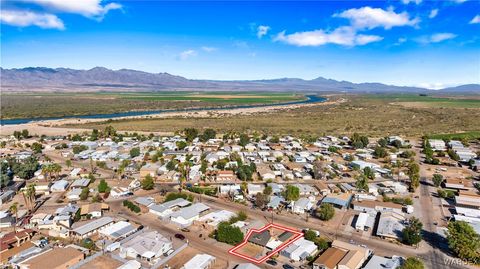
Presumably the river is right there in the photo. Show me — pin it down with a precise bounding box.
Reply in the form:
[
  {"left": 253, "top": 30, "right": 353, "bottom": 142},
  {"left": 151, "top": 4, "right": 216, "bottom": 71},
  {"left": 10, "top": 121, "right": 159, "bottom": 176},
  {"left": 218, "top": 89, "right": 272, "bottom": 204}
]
[{"left": 0, "top": 95, "right": 326, "bottom": 125}]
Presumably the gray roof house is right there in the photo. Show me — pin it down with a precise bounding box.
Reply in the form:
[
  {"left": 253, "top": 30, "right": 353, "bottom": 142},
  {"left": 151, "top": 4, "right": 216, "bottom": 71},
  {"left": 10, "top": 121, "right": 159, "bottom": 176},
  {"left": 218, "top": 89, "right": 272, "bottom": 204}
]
[{"left": 169, "top": 203, "right": 210, "bottom": 227}]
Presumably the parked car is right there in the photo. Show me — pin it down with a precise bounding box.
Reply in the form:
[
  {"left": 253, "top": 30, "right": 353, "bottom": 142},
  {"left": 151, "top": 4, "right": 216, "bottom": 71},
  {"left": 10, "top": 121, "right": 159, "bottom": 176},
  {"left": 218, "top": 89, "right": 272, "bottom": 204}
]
[
  {"left": 181, "top": 228, "right": 190, "bottom": 232},
  {"left": 174, "top": 233, "right": 185, "bottom": 240},
  {"left": 283, "top": 265, "right": 294, "bottom": 269},
  {"left": 266, "top": 259, "right": 278, "bottom": 266}
]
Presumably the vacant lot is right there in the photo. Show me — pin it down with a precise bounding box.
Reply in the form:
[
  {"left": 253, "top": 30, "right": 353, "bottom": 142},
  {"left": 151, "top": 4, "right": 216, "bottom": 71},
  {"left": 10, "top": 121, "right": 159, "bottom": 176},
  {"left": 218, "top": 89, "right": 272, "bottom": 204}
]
[
  {"left": 1, "top": 91, "right": 304, "bottom": 119},
  {"left": 65, "top": 94, "right": 480, "bottom": 137},
  {"left": 370, "top": 94, "right": 480, "bottom": 109}
]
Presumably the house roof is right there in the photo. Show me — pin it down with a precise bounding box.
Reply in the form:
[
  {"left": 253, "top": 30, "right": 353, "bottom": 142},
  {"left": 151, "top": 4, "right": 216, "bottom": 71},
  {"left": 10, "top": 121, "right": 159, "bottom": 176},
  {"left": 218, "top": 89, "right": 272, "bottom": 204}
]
[
  {"left": 278, "top": 231, "right": 294, "bottom": 242},
  {"left": 338, "top": 250, "right": 365, "bottom": 269},
  {"left": 134, "top": 196, "right": 155, "bottom": 207},
  {"left": 121, "top": 231, "right": 170, "bottom": 258},
  {"left": 170, "top": 203, "right": 209, "bottom": 220},
  {"left": 313, "top": 248, "right": 347, "bottom": 269},
  {"left": 149, "top": 198, "right": 191, "bottom": 214},
  {"left": 20, "top": 246, "right": 84, "bottom": 269},
  {"left": 313, "top": 247, "right": 347, "bottom": 268},
  {"left": 71, "top": 178, "right": 91, "bottom": 188},
  {"left": 72, "top": 217, "right": 114, "bottom": 236},
  {"left": 247, "top": 230, "right": 271, "bottom": 247},
  {"left": 80, "top": 203, "right": 103, "bottom": 215},
  {"left": 322, "top": 193, "right": 352, "bottom": 208},
  {"left": 183, "top": 254, "right": 215, "bottom": 269}
]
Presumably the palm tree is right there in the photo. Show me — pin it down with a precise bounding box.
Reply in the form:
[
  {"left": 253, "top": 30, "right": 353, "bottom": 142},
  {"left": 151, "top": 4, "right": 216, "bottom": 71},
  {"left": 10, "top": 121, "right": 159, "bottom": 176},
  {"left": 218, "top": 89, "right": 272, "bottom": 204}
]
[
  {"left": 9, "top": 202, "right": 18, "bottom": 233},
  {"left": 23, "top": 184, "right": 36, "bottom": 212},
  {"left": 41, "top": 164, "right": 52, "bottom": 181},
  {"left": 51, "top": 163, "right": 62, "bottom": 179}
]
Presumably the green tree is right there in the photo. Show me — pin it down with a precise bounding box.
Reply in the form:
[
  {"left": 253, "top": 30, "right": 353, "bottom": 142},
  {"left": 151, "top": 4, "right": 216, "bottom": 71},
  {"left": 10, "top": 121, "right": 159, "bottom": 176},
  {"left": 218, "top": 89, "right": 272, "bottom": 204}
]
[
  {"left": 98, "top": 179, "right": 110, "bottom": 193},
  {"left": 21, "top": 129, "right": 29, "bottom": 138},
  {"left": 317, "top": 203, "right": 335, "bottom": 221},
  {"left": 9, "top": 202, "right": 18, "bottom": 232},
  {"left": 378, "top": 138, "right": 388, "bottom": 147},
  {"left": 392, "top": 140, "right": 403, "bottom": 148},
  {"left": 254, "top": 193, "right": 269, "bottom": 208},
  {"left": 166, "top": 159, "right": 178, "bottom": 171},
  {"left": 270, "top": 136, "right": 280, "bottom": 143},
  {"left": 104, "top": 125, "right": 116, "bottom": 137},
  {"left": 65, "top": 159, "right": 72, "bottom": 168},
  {"left": 216, "top": 222, "right": 244, "bottom": 245},
  {"left": 216, "top": 158, "right": 228, "bottom": 170},
  {"left": 31, "top": 142, "right": 43, "bottom": 154},
  {"left": 13, "top": 131, "right": 22, "bottom": 140},
  {"left": 304, "top": 230, "right": 318, "bottom": 241},
  {"left": 374, "top": 146, "right": 388, "bottom": 158},
  {"left": 355, "top": 174, "right": 369, "bottom": 192},
  {"left": 176, "top": 141, "right": 187, "bottom": 150},
  {"left": 363, "top": 167, "right": 375, "bottom": 180},
  {"left": 263, "top": 185, "right": 273, "bottom": 195},
  {"left": 432, "top": 174, "right": 444, "bottom": 187},
  {"left": 351, "top": 133, "right": 369, "bottom": 149},
  {"left": 407, "top": 161, "right": 420, "bottom": 192},
  {"left": 130, "top": 147, "right": 141, "bottom": 158},
  {"left": 164, "top": 192, "right": 193, "bottom": 202},
  {"left": 79, "top": 188, "right": 90, "bottom": 200},
  {"left": 73, "top": 145, "right": 88, "bottom": 154},
  {"left": 402, "top": 217, "right": 423, "bottom": 246},
  {"left": 184, "top": 128, "right": 199, "bottom": 142},
  {"left": 447, "top": 221, "right": 480, "bottom": 264},
  {"left": 284, "top": 185, "right": 300, "bottom": 201},
  {"left": 447, "top": 149, "right": 460, "bottom": 161},
  {"left": 141, "top": 174, "right": 155, "bottom": 190},
  {"left": 90, "top": 129, "right": 99, "bottom": 141},
  {"left": 239, "top": 134, "right": 250, "bottom": 147},
  {"left": 200, "top": 129, "right": 216, "bottom": 142},
  {"left": 12, "top": 156, "right": 39, "bottom": 180},
  {"left": 399, "top": 257, "right": 424, "bottom": 269}
]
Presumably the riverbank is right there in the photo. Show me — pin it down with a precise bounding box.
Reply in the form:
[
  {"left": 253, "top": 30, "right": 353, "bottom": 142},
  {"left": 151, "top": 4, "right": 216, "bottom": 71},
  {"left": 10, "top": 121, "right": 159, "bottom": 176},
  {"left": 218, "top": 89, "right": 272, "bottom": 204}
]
[{"left": 0, "top": 96, "right": 339, "bottom": 136}]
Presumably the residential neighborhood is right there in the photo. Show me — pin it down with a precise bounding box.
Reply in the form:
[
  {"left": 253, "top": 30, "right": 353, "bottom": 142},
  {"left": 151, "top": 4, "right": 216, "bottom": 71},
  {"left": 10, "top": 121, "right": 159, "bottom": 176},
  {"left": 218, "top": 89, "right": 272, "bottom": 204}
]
[{"left": 1, "top": 127, "right": 479, "bottom": 269}]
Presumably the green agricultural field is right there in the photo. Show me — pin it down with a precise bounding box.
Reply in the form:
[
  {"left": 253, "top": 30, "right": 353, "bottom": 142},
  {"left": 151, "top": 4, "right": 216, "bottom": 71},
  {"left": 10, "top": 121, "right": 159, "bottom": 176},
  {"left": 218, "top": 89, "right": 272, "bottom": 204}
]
[{"left": 0, "top": 91, "right": 304, "bottom": 119}]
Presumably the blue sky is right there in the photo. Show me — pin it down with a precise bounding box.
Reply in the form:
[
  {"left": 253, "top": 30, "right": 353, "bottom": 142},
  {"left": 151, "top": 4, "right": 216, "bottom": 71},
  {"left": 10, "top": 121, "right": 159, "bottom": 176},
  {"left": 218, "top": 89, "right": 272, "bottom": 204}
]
[{"left": 1, "top": 0, "right": 479, "bottom": 88}]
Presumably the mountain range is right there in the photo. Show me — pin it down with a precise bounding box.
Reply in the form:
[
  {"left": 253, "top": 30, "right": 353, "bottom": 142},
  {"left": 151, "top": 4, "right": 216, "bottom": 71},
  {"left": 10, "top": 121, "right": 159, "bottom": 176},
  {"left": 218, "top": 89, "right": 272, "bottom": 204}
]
[{"left": 1, "top": 67, "right": 479, "bottom": 93}]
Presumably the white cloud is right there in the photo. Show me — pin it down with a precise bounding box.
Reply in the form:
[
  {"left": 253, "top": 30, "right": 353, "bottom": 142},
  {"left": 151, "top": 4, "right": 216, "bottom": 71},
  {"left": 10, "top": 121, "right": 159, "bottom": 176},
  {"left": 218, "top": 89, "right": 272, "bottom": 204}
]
[
  {"left": 417, "top": 33, "right": 457, "bottom": 44},
  {"left": 335, "top": 7, "right": 419, "bottom": 30},
  {"left": 22, "top": 0, "right": 122, "bottom": 20},
  {"left": 179, "top": 50, "right": 197, "bottom": 60},
  {"left": 416, "top": 82, "right": 448, "bottom": 90},
  {"left": 394, "top": 37, "right": 407, "bottom": 45},
  {"left": 274, "top": 26, "right": 383, "bottom": 47},
  {"left": 257, "top": 25, "right": 271, "bottom": 38},
  {"left": 201, "top": 46, "right": 217, "bottom": 52},
  {"left": 0, "top": 9, "right": 64, "bottom": 29},
  {"left": 470, "top": 15, "right": 480, "bottom": 24},
  {"left": 429, "top": 9, "right": 438, "bottom": 19},
  {"left": 401, "top": 0, "right": 422, "bottom": 5}
]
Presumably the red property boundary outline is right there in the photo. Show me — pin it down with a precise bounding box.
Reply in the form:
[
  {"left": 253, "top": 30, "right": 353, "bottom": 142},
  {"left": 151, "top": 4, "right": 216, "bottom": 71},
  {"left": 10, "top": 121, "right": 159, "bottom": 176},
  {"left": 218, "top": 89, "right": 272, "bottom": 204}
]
[{"left": 228, "top": 223, "right": 304, "bottom": 264}]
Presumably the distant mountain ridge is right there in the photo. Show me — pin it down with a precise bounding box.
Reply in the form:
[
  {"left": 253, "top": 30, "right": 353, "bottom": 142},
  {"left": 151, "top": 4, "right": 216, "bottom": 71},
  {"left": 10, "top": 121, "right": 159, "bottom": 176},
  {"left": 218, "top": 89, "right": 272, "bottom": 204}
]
[{"left": 1, "top": 67, "right": 479, "bottom": 93}]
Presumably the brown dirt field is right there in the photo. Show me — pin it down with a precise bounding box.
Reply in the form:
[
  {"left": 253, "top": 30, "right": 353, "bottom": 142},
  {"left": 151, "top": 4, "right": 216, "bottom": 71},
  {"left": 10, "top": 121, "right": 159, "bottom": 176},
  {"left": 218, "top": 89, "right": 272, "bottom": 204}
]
[
  {"left": 235, "top": 242, "right": 265, "bottom": 259},
  {"left": 77, "top": 255, "right": 122, "bottom": 269}
]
